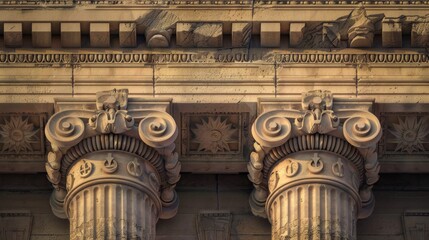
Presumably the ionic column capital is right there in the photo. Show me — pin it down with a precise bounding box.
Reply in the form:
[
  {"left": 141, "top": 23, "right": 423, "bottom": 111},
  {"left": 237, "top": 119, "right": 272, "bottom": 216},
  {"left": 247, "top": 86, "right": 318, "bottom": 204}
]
[
  {"left": 44, "top": 89, "right": 180, "bottom": 239},
  {"left": 249, "top": 90, "right": 382, "bottom": 238}
]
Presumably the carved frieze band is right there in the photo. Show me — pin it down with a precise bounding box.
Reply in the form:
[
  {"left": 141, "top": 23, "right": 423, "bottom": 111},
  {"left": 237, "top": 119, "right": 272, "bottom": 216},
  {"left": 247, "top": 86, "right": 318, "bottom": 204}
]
[
  {"left": 1, "top": 0, "right": 429, "bottom": 6},
  {"left": 0, "top": 52, "right": 428, "bottom": 64}
]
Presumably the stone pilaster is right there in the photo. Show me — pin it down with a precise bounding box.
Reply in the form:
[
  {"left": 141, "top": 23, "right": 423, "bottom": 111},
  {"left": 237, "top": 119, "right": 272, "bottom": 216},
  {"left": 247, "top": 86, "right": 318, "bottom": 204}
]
[
  {"left": 45, "top": 89, "right": 180, "bottom": 240},
  {"left": 248, "top": 90, "right": 382, "bottom": 240}
]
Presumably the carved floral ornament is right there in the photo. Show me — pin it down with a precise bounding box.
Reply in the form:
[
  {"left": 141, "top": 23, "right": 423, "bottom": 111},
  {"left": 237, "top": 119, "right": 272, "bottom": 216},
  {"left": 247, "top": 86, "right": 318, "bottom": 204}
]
[
  {"left": 248, "top": 90, "right": 382, "bottom": 219},
  {"left": 191, "top": 116, "right": 238, "bottom": 154},
  {"left": 389, "top": 116, "right": 429, "bottom": 153},
  {"left": 44, "top": 89, "right": 180, "bottom": 219},
  {"left": 0, "top": 116, "right": 39, "bottom": 153}
]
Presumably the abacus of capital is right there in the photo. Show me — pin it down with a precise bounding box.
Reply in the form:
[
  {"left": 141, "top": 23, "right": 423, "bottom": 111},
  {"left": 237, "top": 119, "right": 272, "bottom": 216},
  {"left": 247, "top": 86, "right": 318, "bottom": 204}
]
[
  {"left": 45, "top": 89, "right": 180, "bottom": 239},
  {"left": 248, "top": 90, "right": 382, "bottom": 240}
]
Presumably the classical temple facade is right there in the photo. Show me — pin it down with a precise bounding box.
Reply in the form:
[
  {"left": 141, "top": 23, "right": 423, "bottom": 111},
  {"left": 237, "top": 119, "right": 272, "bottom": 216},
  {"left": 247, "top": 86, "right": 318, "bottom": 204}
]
[{"left": 0, "top": 1, "right": 429, "bottom": 240}]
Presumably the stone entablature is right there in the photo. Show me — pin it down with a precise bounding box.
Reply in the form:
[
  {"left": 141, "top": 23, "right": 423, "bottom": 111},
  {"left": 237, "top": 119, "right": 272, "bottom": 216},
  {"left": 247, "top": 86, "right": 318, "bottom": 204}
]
[
  {"left": 44, "top": 89, "right": 180, "bottom": 239},
  {"left": 0, "top": 0, "right": 429, "bottom": 5}
]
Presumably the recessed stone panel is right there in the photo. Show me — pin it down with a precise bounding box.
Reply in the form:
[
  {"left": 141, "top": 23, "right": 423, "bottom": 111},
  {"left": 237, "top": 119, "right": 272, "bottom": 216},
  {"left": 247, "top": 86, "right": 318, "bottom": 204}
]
[
  {"left": 119, "top": 23, "right": 137, "bottom": 48},
  {"left": 32, "top": 23, "right": 51, "bottom": 48},
  {"left": 260, "top": 23, "right": 280, "bottom": 47},
  {"left": 0, "top": 211, "right": 33, "bottom": 239},
  {"left": 90, "top": 23, "right": 110, "bottom": 48},
  {"left": 196, "top": 211, "right": 232, "bottom": 240},
  {"left": 4, "top": 23, "right": 22, "bottom": 48},
  {"left": 176, "top": 23, "right": 223, "bottom": 48},
  {"left": 173, "top": 103, "right": 256, "bottom": 173},
  {"left": 0, "top": 107, "right": 51, "bottom": 173},
  {"left": 61, "top": 23, "right": 81, "bottom": 48}
]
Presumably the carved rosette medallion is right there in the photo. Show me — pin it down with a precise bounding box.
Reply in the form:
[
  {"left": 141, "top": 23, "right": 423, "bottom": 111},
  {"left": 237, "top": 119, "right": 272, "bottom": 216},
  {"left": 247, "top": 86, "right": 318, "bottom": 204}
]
[
  {"left": 248, "top": 90, "right": 382, "bottom": 240},
  {"left": 0, "top": 116, "right": 40, "bottom": 153},
  {"left": 44, "top": 89, "right": 180, "bottom": 240},
  {"left": 191, "top": 116, "right": 238, "bottom": 154}
]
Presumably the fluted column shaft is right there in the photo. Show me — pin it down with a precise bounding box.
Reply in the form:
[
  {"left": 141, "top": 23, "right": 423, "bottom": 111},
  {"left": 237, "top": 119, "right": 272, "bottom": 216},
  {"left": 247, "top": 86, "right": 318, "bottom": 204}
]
[
  {"left": 266, "top": 151, "right": 361, "bottom": 240},
  {"left": 68, "top": 183, "right": 158, "bottom": 239},
  {"left": 269, "top": 184, "right": 356, "bottom": 240},
  {"left": 64, "top": 151, "right": 162, "bottom": 240}
]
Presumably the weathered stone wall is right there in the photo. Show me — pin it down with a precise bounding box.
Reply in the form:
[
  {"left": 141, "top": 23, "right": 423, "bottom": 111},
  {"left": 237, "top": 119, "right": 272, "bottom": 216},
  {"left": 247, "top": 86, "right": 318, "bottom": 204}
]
[{"left": 1, "top": 173, "right": 427, "bottom": 240}]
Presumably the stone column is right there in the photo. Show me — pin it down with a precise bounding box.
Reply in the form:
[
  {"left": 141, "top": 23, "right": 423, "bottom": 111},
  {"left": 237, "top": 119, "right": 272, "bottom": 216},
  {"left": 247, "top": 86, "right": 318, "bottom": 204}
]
[
  {"left": 248, "top": 90, "right": 382, "bottom": 240},
  {"left": 45, "top": 89, "right": 180, "bottom": 240}
]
